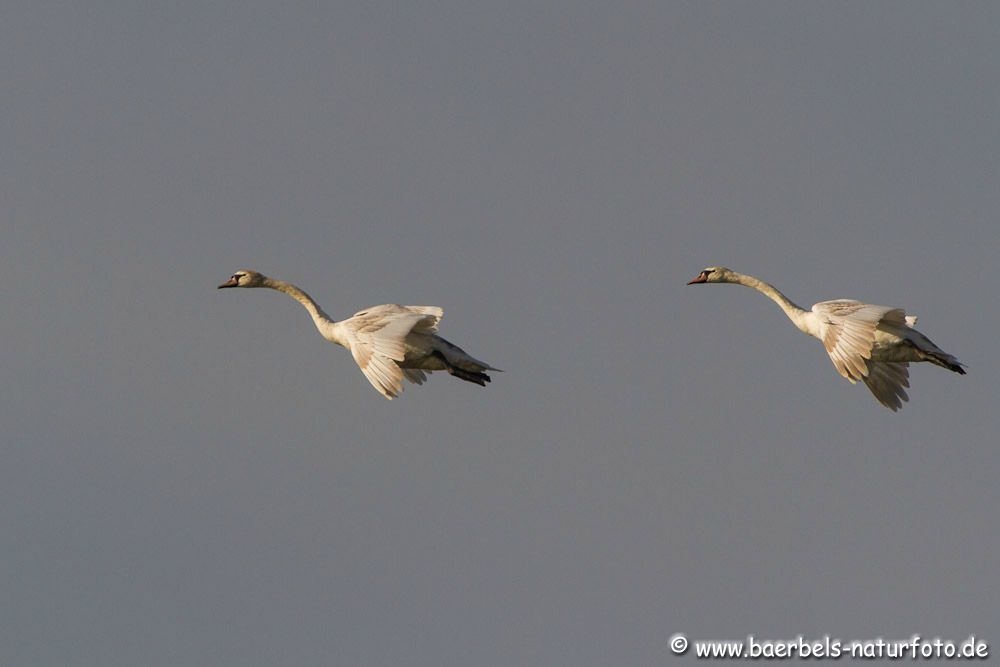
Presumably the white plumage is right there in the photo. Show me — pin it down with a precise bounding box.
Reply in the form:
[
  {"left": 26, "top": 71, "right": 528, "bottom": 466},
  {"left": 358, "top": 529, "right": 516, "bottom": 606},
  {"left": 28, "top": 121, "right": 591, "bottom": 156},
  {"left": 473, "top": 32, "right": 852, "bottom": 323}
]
[
  {"left": 219, "top": 270, "right": 499, "bottom": 400},
  {"left": 688, "top": 267, "right": 965, "bottom": 411}
]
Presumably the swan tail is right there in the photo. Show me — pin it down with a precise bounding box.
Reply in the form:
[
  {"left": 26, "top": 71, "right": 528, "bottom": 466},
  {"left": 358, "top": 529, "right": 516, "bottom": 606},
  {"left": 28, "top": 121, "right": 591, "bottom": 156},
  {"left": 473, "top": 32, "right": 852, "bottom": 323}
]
[
  {"left": 430, "top": 349, "right": 496, "bottom": 387},
  {"left": 446, "top": 365, "right": 492, "bottom": 386},
  {"left": 903, "top": 330, "right": 966, "bottom": 375},
  {"left": 909, "top": 334, "right": 965, "bottom": 374},
  {"left": 923, "top": 351, "right": 966, "bottom": 375}
]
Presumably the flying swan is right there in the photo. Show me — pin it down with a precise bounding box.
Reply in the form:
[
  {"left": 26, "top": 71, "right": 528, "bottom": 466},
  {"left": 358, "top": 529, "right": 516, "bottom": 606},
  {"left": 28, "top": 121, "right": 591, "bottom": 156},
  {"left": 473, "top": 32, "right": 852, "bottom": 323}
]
[
  {"left": 687, "top": 267, "right": 965, "bottom": 411},
  {"left": 219, "top": 270, "right": 500, "bottom": 399}
]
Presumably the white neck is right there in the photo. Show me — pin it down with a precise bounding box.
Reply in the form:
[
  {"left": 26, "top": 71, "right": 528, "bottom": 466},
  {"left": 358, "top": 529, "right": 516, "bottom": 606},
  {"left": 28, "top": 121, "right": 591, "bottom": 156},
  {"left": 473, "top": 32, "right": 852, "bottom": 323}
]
[
  {"left": 261, "top": 277, "right": 347, "bottom": 346},
  {"left": 728, "top": 272, "right": 814, "bottom": 336}
]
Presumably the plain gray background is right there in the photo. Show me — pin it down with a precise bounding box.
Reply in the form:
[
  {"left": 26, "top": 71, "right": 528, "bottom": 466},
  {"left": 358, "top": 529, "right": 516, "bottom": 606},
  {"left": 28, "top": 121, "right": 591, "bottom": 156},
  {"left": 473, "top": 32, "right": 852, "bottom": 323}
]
[{"left": 2, "top": 2, "right": 997, "bottom": 665}]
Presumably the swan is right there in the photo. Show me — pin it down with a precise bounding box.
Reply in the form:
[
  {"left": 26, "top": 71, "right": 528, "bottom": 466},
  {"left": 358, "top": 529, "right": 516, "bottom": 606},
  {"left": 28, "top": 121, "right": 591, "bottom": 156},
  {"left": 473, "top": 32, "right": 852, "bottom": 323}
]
[
  {"left": 218, "top": 270, "right": 500, "bottom": 399},
  {"left": 687, "top": 267, "right": 965, "bottom": 411}
]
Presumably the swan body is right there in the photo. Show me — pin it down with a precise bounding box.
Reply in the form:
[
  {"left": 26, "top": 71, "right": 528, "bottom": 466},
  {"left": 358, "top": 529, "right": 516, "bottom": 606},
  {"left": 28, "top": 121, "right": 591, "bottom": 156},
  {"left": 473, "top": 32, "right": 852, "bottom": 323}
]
[
  {"left": 219, "top": 270, "right": 500, "bottom": 400},
  {"left": 687, "top": 267, "right": 965, "bottom": 411}
]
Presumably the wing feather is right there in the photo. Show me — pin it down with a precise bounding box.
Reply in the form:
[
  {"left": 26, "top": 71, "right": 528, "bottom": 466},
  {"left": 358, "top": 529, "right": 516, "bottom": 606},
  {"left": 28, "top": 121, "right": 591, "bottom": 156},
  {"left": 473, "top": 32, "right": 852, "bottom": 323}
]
[
  {"left": 402, "top": 368, "right": 430, "bottom": 385},
  {"left": 814, "top": 301, "right": 906, "bottom": 382},
  {"left": 341, "top": 304, "right": 443, "bottom": 399},
  {"left": 861, "top": 361, "right": 910, "bottom": 411},
  {"left": 403, "top": 306, "right": 443, "bottom": 333},
  {"left": 349, "top": 343, "right": 404, "bottom": 399}
]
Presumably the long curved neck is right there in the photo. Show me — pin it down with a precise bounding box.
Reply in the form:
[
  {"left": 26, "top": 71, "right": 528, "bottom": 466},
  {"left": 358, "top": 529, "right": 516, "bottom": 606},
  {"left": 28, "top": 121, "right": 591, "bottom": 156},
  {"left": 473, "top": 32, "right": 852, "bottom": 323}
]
[
  {"left": 730, "top": 272, "right": 813, "bottom": 335},
  {"left": 261, "top": 277, "right": 345, "bottom": 344}
]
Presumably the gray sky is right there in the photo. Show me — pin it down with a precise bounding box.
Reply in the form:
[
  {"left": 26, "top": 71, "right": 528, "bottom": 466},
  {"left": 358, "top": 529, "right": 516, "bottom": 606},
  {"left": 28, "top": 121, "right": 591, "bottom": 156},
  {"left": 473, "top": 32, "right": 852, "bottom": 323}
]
[{"left": 2, "top": 2, "right": 997, "bottom": 665}]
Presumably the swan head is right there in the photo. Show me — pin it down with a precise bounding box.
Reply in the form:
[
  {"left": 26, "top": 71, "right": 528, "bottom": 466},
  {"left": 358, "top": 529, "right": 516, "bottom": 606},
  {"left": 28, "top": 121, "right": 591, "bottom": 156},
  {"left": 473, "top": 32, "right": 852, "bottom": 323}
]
[
  {"left": 687, "top": 266, "right": 735, "bottom": 285},
  {"left": 218, "top": 269, "right": 267, "bottom": 289}
]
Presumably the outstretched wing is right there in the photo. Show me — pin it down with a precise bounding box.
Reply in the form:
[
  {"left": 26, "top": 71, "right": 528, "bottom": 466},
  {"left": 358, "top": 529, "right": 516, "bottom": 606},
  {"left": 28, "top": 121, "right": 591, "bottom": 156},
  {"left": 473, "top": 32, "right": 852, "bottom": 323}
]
[
  {"left": 861, "top": 361, "right": 910, "bottom": 411},
  {"left": 343, "top": 305, "right": 442, "bottom": 399},
  {"left": 813, "top": 300, "right": 907, "bottom": 382}
]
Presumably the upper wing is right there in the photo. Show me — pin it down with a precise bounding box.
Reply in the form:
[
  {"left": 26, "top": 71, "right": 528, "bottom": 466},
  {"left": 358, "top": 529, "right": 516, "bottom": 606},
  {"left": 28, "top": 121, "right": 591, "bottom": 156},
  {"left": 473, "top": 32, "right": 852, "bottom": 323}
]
[
  {"left": 861, "top": 361, "right": 910, "bottom": 411},
  {"left": 343, "top": 305, "right": 443, "bottom": 399},
  {"left": 349, "top": 304, "right": 442, "bottom": 332},
  {"left": 813, "top": 300, "right": 907, "bottom": 382},
  {"left": 401, "top": 306, "right": 443, "bottom": 332}
]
